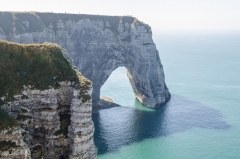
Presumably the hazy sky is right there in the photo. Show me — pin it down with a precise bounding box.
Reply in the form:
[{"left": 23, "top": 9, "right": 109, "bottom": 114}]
[{"left": 1, "top": 0, "right": 240, "bottom": 33}]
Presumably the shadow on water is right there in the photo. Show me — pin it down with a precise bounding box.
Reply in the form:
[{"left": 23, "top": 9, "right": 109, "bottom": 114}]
[{"left": 92, "top": 94, "right": 230, "bottom": 155}]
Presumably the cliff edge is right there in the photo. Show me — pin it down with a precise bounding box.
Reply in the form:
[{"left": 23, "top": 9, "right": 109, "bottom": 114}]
[
  {"left": 0, "top": 40, "right": 96, "bottom": 159},
  {"left": 0, "top": 12, "right": 171, "bottom": 108}
]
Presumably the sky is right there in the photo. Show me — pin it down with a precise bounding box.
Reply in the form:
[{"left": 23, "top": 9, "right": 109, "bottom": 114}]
[{"left": 1, "top": 0, "right": 240, "bottom": 33}]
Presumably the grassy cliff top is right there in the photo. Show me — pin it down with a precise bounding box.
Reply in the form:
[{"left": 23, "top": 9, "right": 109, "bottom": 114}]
[
  {"left": 0, "top": 11, "right": 148, "bottom": 35},
  {"left": 0, "top": 40, "right": 90, "bottom": 105}
]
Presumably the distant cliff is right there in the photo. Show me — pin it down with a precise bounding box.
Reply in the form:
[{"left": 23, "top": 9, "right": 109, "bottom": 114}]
[
  {"left": 0, "top": 41, "right": 96, "bottom": 158},
  {"left": 0, "top": 11, "right": 170, "bottom": 108}
]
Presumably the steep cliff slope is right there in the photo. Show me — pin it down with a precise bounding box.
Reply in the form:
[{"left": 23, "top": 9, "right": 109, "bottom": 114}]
[
  {"left": 0, "top": 40, "right": 96, "bottom": 159},
  {"left": 0, "top": 12, "right": 170, "bottom": 108}
]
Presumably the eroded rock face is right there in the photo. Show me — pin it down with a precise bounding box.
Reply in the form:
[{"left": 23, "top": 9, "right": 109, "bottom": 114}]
[
  {"left": 0, "top": 12, "right": 170, "bottom": 108},
  {"left": 0, "top": 127, "right": 31, "bottom": 159},
  {"left": 0, "top": 82, "right": 97, "bottom": 159}
]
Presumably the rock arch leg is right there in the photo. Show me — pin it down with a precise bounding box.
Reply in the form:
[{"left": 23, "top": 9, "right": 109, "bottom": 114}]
[
  {"left": 92, "top": 84, "right": 101, "bottom": 105},
  {"left": 127, "top": 64, "right": 170, "bottom": 108}
]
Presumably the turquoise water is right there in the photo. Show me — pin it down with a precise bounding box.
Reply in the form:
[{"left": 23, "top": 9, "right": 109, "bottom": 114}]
[{"left": 93, "top": 33, "right": 240, "bottom": 159}]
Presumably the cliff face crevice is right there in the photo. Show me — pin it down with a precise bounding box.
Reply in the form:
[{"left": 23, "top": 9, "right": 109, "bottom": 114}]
[
  {"left": 1, "top": 83, "right": 96, "bottom": 159},
  {"left": 0, "top": 41, "right": 96, "bottom": 159},
  {"left": 0, "top": 12, "right": 170, "bottom": 108}
]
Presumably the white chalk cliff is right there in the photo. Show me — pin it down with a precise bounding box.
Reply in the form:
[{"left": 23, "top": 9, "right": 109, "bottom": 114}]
[
  {"left": 0, "top": 41, "right": 96, "bottom": 158},
  {"left": 0, "top": 12, "right": 170, "bottom": 108},
  {"left": 1, "top": 83, "right": 96, "bottom": 159}
]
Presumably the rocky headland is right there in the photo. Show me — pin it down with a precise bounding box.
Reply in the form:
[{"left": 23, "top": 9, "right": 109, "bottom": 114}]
[{"left": 0, "top": 11, "right": 170, "bottom": 109}]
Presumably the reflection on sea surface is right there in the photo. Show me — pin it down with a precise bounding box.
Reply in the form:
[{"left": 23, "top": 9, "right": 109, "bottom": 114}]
[{"left": 92, "top": 95, "right": 230, "bottom": 154}]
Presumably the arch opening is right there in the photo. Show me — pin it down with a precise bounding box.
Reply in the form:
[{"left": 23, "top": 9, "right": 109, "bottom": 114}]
[{"left": 100, "top": 67, "right": 135, "bottom": 107}]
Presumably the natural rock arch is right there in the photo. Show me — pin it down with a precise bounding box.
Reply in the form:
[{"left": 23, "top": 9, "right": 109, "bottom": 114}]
[{"left": 69, "top": 19, "right": 170, "bottom": 108}]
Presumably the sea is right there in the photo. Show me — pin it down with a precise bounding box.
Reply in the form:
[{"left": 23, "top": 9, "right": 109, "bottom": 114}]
[{"left": 92, "top": 32, "right": 240, "bottom": 159}]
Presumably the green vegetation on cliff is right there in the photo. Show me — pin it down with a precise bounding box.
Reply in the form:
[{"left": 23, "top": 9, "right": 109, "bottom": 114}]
[
  {"left": 0, "top": 40, "right": 92, "bottom": 131},
  {"left": 0, "top": 108, "right": 19, "bottom": 131},
  {"left": 0, "top": 40, "right": 83, "bottom": 105}
]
